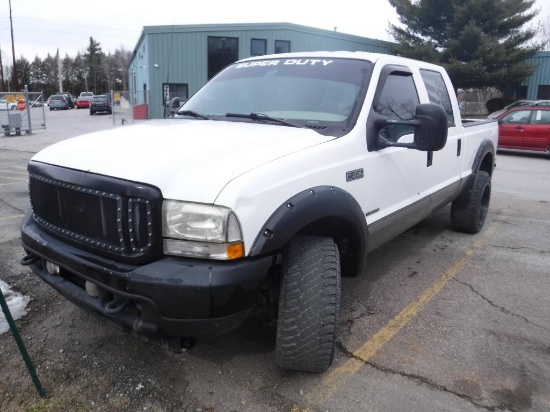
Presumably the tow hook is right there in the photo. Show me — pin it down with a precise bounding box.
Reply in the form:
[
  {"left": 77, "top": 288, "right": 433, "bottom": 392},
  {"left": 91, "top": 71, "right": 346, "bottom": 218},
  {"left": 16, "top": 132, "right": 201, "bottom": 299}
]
[
  {"left": 20, "top": 253, "right": 39, "bottom": 266},
  {"left": 104, "top": 298, "right": 127, "bottom": 314}
]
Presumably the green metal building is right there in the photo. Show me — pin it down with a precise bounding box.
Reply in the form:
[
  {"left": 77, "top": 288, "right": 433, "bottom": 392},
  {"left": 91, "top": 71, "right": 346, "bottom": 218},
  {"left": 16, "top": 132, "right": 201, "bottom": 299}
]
[
  {"left": 129, "top": 22, "right": 392, "bottom": 119},
  {"left": 522, "top": 51, "right": 550, "bottom": 100}
]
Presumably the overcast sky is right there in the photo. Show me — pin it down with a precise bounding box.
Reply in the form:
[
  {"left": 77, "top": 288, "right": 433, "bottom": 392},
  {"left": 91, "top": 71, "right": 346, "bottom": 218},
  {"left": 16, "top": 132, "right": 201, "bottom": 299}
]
[{"left": 1, "top": 0, "right": 549, "bottom": 62}]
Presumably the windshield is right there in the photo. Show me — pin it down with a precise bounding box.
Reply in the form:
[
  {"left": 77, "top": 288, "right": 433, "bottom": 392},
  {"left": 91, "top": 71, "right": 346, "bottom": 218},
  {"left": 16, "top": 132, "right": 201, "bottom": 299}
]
[{"left": 178, "top": 57, "right": 373, "bottom": 136}]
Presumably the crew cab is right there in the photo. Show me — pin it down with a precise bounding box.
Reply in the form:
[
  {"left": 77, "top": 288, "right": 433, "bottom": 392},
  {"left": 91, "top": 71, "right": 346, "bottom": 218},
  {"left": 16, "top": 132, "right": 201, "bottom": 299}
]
[{"left": 21, "top": 51, "right": 498, "bottom": 373}]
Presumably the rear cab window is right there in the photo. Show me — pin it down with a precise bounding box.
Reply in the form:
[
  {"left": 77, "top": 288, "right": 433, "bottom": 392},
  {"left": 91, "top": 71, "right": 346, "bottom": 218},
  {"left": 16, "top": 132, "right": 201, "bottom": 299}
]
[{"left": 420, "top": 69, "right": 455, "bottom": 126}]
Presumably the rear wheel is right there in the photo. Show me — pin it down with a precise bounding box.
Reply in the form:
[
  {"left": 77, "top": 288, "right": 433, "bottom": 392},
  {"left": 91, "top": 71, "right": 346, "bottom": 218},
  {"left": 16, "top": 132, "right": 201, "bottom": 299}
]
[
  {"left": 451, "top": 171, "right": 491, "bottom": 234},
  {"left": 276, "top": 235, "right": 341, "bottom": 373}
]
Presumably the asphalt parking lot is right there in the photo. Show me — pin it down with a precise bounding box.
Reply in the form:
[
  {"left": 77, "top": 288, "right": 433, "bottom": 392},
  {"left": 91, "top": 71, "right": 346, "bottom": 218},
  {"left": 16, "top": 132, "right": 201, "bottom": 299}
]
[{"left": 1, "top": 108, "right": 549, "bottom": 412}]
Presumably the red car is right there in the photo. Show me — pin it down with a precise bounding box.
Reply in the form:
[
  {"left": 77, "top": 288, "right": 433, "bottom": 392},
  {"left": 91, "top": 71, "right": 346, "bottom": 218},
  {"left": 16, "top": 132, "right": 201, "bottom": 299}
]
[
  {"left": 76, "top": 96, "right": 92, "bottom": 109},
  {"left": 496, "top": 106, "right": 550, "bottom": 156}
]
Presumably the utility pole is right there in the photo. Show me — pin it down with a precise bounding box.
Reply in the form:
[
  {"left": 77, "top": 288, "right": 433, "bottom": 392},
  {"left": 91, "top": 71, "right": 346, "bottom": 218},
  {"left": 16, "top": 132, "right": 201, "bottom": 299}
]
[
  {"left": 0, "top": 48, "right": 5, "bottom": 92},
  {"left": 9, "top": 0, "right": 18, "bottom": 91},
  {"left": 57, "top": 48, "right": 62, "bottom": 92}
]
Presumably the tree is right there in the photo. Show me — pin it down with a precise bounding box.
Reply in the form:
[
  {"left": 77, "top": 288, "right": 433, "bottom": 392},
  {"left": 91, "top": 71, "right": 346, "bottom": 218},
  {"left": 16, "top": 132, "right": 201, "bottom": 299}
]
[
  {"left": 15, "top": 57, "right": 31, "bottom": 90},
  {"left": 84, "top": 37, "right": 104, "bottom": 94},
  {"left": 541, "top": 17, "right": 550, "bottom": 50},
  {"left": 388, "top": 0, "right": 543, "bottom": 91},
  {"left": 113, "top": 46, "right": 132, "bottom": 91}
]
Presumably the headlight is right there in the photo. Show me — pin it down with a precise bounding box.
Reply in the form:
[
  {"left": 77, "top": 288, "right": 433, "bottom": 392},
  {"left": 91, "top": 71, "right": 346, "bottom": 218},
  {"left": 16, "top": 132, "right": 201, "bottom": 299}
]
[{"left": 162, "top": 201, "right": 244, "bottom": 260}]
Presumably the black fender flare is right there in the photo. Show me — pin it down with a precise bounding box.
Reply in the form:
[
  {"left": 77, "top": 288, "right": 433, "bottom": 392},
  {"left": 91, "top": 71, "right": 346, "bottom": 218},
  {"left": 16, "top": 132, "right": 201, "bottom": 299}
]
[
  {"left": 249, "top": 186, "right": 368, "bottom": 277},
  {"left": 456, "top": 138, "right": 496, "bottom": 199},
  {"left": 472, "top": 138, "right": 496, "bottom": 176}
]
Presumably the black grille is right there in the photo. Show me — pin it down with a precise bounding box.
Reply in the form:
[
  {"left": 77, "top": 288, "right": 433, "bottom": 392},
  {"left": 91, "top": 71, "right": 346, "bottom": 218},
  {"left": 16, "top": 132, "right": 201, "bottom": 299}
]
[
  {"left": 128, "top": 198, "right": 153, "bottom": 251},
  {"left": 29, "top": 174, "right": 154, "bottom": 256}
]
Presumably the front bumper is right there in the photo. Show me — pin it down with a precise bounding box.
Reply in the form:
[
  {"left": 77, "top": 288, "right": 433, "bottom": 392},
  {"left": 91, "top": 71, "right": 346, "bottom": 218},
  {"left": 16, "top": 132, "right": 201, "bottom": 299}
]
[{"left": 21, "top": 210, "right": 273, "bottom": 343}]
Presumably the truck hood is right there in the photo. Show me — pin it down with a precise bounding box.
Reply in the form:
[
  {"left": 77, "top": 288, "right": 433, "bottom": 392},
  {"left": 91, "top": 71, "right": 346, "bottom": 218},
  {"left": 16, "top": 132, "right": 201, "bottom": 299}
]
[{"left": 31, "top": 119, "right": 330, "bottom": 203}]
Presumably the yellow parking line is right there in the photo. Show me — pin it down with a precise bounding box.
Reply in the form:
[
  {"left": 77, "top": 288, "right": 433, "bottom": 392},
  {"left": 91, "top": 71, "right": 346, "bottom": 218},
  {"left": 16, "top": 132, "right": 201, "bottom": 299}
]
[
  {"left": 0, "top": 176, "right": 27, "bottom": 181},
  {"left": 0, "top": 214, "right": 24, "bottom": 221},
  {"left": 0, "top": 170, "right": 28, "bottom": 175},
  {"left": 307, "top": 220, "right": 501, "bottom": 404},
  {"left": 0, "top": 181, "right": 26, "bottom": 187}
]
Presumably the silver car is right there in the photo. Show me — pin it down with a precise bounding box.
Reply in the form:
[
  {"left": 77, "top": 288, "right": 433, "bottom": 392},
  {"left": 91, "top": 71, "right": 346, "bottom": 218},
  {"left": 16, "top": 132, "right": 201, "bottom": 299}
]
[
  {"left": 488, "top": 99, "right": 550, "bottom": 119},
  {"left": 48, "top": 95, "right": 69, "bottom": 111}
]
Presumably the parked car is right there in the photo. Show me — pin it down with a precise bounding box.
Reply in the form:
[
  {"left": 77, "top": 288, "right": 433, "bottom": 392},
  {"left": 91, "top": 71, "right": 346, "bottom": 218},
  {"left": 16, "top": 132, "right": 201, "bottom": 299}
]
[
  {"left": 488, "top": 99, "right": 550, "bottom": 119},
  {"left": 496, "top": 106, "right": 550, "bottom": 156},
  {"left": 0, "top": 98, "right": 17, "bottom": 110},
  {"left": 48, "top": 95, "right": 70, "bottom": 110},
  {"left": 56, "top": 92, "right": 75, "bottom": 109},
  {"left": 18, "top": 98, "right": 43, "bottom": 108},
  {"left": 29, "top": 98, "right": 44, "bottom": 107},
  {"left": 76, "top": 96, "right": 92, "bottom": 109},
  {"left": 89, "top": 95, "right": 112, "bottom": 115}
]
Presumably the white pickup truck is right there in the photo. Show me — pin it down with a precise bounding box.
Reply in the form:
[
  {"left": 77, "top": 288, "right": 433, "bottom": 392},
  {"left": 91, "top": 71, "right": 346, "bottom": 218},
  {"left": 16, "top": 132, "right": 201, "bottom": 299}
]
[{"left": 21, "top": 51, "right": 498, "bottom": 373}]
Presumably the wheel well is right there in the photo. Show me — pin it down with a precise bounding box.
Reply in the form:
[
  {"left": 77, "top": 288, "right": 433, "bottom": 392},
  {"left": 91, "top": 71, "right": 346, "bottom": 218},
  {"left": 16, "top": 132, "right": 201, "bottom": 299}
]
[
  {"left": 297, "top": 216, "right": 363, "bottom": 277},
  {"left": 479, "top": 152, "right": 494, "bottom": 176}
]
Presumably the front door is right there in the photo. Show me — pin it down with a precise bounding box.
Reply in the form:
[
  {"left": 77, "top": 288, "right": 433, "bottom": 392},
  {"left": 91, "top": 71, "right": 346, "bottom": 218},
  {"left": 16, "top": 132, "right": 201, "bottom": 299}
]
[{"left": 498, "top": 109, "right": 532, "bottom": 149}]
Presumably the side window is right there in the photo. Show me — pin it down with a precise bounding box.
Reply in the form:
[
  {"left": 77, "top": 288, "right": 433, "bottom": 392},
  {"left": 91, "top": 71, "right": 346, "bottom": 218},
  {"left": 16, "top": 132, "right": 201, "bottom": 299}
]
[
  {"left": 532, "top": 110, "right": 550, "bottom": 124},
  {"left": 540, "top": 110, "right": 550, "bottom": 124},
  {"left": 374, "top": 72, "right": 420, "bottom": 142},
  {"left": 420, "top": 69, "right": 455, "bottom": 126},
  {"left": 500, "top": 110, "right": 532, "bottom": 125}
]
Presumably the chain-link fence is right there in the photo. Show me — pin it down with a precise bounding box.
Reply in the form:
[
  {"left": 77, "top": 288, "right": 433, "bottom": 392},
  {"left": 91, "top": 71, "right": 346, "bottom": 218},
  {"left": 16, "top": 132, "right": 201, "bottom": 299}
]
[
  {"left": 104, "top": 90, "right": 151, "bottom": 121},
  {"left": 0, "top": 89, "right": 46, "bottom": 136},
  {"left": 457, "top": 88, "right": 502, "bottom": 117}
]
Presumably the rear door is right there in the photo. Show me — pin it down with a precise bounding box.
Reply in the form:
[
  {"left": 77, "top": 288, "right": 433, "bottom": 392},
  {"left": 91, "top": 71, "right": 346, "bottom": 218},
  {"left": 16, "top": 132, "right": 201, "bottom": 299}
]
[
  {"left": 523, "top": 109, "right": 550, "bottom": 151},
  {"left": 363, "top": 64, "right": 460, "bottom": 251},
  {"left": 417, "top": 69, "right": 462, "bottom": 203}
]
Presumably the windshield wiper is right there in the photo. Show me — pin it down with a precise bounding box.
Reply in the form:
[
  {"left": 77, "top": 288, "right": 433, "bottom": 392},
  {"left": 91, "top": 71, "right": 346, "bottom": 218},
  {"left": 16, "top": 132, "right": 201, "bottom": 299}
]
[
  {"left": 175, "top": 110, "right": 210, "bottom": 120},
  {"left": 225, "top": 112, "right": 301, "bottom": 128}
]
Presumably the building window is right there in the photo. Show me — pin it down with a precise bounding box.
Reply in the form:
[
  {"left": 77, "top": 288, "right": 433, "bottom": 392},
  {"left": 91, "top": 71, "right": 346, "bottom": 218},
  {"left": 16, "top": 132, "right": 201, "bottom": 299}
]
[
  {"left": 275, "top": 40, "right": 290, "bottom": 54},
  {"left": 537, "top": 85, "right": 550, "bottom": 100},
  {"left": 162, "top": 83, "right": 189, "bottom": 117},
  {"left": 251, "top": 39, "right": 267, "bottom": 56},
  {"left": 208, "top": 36, "right": 239, "bottom": 79},
  {"left": 514, "top": 86, "right": 528, "bottom": 99}
]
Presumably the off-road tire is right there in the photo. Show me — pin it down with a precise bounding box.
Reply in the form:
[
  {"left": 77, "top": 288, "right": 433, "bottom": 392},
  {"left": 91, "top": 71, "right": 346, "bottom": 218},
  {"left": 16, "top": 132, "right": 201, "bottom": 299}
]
[
  {"left": 451, "top": 171, "right": 491, "bottom": 234},
  {"left": 276, "top": 235, "right": 341, "bottom": 373}
]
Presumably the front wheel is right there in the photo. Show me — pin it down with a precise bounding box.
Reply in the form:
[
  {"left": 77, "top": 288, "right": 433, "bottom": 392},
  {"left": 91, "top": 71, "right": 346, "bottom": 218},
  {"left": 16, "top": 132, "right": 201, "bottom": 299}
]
[
  {"left": 276, "top": 235, "right": 341, "bottom": 373},
  {"left": 451, "top": 171, "right": 491, "bottom": 234}
]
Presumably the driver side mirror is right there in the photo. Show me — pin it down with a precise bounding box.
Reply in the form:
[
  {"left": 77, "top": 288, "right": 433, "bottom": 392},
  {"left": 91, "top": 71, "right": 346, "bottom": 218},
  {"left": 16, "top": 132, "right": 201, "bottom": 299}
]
[{"left": 374, "top": 103, "right": 448, "bottom": 151}]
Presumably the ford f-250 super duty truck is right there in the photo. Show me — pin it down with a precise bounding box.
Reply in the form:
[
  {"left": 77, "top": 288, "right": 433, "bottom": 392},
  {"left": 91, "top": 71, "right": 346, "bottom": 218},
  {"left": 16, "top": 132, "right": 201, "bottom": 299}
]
[{"left": 21, "top": 51, "right": 498, "bottom": 373}]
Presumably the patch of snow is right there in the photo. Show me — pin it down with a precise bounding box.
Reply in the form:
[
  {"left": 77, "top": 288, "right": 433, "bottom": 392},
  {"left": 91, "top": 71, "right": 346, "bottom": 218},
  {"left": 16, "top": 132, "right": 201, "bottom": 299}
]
[{"left": 0, "top": 280, "right": 32, "bottom": 335}]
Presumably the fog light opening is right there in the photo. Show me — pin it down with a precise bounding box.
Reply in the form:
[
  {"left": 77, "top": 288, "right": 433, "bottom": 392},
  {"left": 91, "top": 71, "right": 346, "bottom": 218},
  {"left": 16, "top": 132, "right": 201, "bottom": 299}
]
[
  {"left": 45, "top": 261, "right": 60, "bottom": 276},
  {"left": 85, "top": 281, "right": 99, "bottom": 298}
]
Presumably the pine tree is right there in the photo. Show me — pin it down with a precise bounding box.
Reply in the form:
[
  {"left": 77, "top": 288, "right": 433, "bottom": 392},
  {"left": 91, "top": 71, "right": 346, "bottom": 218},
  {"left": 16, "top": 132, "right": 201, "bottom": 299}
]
[
  {"left": 388, "top": 0, "right": 543, "bottom": 90},
  {"left": 84, "top": 37, "right": 104, "bottom": 94}
]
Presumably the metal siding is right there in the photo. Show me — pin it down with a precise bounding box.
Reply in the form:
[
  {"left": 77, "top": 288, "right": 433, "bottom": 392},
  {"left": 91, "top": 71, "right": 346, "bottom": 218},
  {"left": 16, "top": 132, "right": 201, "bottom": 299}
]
[{"left": 525, "top": 52, "right": 550, "bottom": 100}]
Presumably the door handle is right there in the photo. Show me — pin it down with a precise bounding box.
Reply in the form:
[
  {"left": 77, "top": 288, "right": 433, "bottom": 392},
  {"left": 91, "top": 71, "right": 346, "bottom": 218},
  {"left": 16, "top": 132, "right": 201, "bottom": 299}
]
[{"left": 514, "top": 126, "right": 524, "bottom": 130}]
